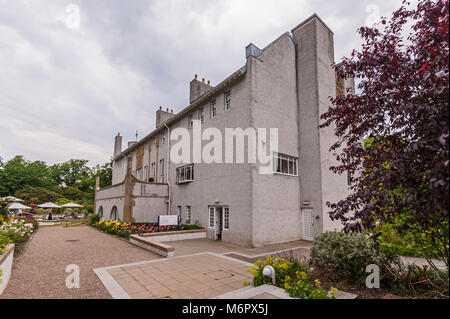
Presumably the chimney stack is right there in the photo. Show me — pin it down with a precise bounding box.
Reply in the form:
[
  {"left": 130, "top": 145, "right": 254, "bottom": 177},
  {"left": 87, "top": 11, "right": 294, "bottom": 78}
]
[
  {"left": 190, "top": 75, "right": 214, "bottom": 103},
  {"left": 114, "top": 132, "right": 122, "bottom": 157}
]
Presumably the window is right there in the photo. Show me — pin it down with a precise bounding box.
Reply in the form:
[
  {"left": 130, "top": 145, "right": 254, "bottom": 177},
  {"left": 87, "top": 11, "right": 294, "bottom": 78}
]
[
  {"left": 347, "top": 153, "right": 352, "bottom": 186},
  {"left": 136, "top": 168, "right": 143, "bottom": 180},
  {"left": 186, "top": 206, "right": 191, "bottom": 224},
  {"left": 144, "top": 165, "right": 148, "bottom": 181},
  {"left": 162, "top": 133, "right": 166, "bottom": 145},
  {"left": 151, "top": 162, "right": 156, "bottom": 179},
  {"left": 209, "top": 207, "right": 215, "bottom": 228},
  {"left": 210, "top": 100, "right": 217, "bottom": 118},
  {"left": 223, "top": 207, "right": 230, "bottom": 230},
  {"left": 176, "top": 164, "right": 194, "bottom": 184},
  {"left": 160, "top": 159, "right": 165, "bottom": 183},
  {"left": 273, "top": 153, "right": 298, "bottom": 176},
  {"left": 188, "top": 115, "right": 193, "bottom": 129},
  {"left": 110, "top": 206, "right": 118, "bottom": 221},
  {"left": 199, "top": 107, "right": 204, "bottom": 124},
  {"left": 98, "top": 206, "right": 103, "bottom": 218},
  {"left": 177, "top": 206, "right": 182, "bottom": 223},
  {"left": 224, "top": 91, "right": 231, "bottom": 110}
]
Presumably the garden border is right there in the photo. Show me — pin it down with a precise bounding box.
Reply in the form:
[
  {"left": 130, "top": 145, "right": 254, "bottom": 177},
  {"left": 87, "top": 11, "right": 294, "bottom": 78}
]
[{"left": 0, "top": 244, "right": 15, "bottom": 295}]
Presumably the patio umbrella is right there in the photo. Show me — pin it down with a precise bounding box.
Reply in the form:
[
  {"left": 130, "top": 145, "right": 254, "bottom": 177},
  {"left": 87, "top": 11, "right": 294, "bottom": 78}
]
[
  {"left": 7, "top": 202, "right": 32, "bottom": 210},
  {"left": 38, "top": 202, "right": 61, "bottom": 209},
  {"left": 3, "top": 196, "right": 24, "bottom": 202},
  {"left": 61, "top": 203, "right": 83, "bottom": 208}
]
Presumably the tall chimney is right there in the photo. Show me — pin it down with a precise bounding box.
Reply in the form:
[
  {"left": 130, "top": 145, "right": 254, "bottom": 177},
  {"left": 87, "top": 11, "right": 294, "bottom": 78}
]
[
  {"left": 114, "top": 132, "right": 122, "bottom": 157},
  {"left": 190, "top": 75, "right": 214, "bottom": 104}
]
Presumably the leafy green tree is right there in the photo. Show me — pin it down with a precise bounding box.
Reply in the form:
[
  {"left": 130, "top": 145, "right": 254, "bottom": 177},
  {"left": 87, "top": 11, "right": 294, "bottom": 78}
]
[{"left": 93, "top": 160, "right": 113, "bottom": 189}]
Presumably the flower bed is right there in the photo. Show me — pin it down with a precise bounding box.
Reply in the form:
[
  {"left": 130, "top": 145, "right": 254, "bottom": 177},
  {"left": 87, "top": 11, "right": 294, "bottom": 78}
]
[
  {"left": 93, "top": 219, "right": 203, "bottom": 238},
  {"left": 245, "top": 255, "right": 336, "bottom": 299},
  {"left": 0, "top": 218, "right": 35, "bottom": 244}
]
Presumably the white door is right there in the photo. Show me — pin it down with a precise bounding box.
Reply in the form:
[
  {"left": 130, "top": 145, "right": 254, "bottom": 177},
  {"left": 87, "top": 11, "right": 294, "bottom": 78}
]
[{"left": 302, "top": 209, "right": 314, "bottom": 241}]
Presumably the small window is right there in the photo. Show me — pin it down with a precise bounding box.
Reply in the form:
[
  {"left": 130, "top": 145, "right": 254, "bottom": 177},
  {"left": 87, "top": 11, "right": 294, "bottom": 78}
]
[
  {"left": 162, "top": 133, "right": 166, "bottom": 145},
  {"left": 224, "top": 91, "right": 231, "bottom": 110},
  {"left": 98, "top": 206, "right": 103, "bottom": 218},
  {"left": 176, "top": 164, "right": 195, "bottom": 184},
  {"left": 144, "top": 165, "right": 148, "bottom": 181},
  {"left": 224, "top": 207, "right": 230, "bottom": 230},
  {"left": 186, "top": 206, "right": 192, "bottom": 224},
  {"left": 347, "top": 153, "right": 352, "bottom": 186},
  {"left": 177, "top": 206, "right": 182, "bottom": 223},
  {"left": 199, "top": 107, "right": 204, "bottom": 124},
  {"left": 209, "top": 207, "right": 215, "bottom": 228},
  {"left": 160, "top": 159, "right": 165, "bottom": 183},
  {"left": 188, "top": 115, "right": 193, "bottom": 129},
  {"left": 273, "top": 153, "right": 299, "bottom": 176},
  {"left": 210, "top": 100, "right": 217, "bottom": 118},
  {"left": 151, "top": 162, "right": 156, "bottom": 179}
]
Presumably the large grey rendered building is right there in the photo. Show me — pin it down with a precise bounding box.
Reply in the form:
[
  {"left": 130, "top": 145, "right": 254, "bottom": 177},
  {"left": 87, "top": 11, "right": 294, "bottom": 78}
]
[{"left": 95, "top": 14, "right": 355, "bottom": 247}]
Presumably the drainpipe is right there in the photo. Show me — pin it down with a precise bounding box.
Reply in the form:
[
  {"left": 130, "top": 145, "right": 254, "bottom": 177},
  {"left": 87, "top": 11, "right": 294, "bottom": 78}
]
[{"left": 164, "top": 123, "right": 171, "bottom": 216}]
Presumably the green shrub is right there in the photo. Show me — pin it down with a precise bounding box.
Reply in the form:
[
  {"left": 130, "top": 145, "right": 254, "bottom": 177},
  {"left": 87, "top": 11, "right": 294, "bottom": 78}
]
[
  {"left": 89, "top": 214, "right": 100, "bottom": 225},
  {"left": 310, "top": 231, "right": 400, "bottom": 285},
  {"left": 374, "top": 219, "right": 447, "bottom": 259},
  {"left": 0, "top": 233, "right": 11, "bottom": 255},
  {"left": 247, "top": 255, "right": 335, "bottom": 299},
  {"left": 248, "top": 255, "right": 305, "bottom": 287}
]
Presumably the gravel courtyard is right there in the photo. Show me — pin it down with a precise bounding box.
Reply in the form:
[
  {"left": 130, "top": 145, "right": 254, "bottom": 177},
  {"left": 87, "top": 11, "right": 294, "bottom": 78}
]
[{"left": 0, "top": 226, "right": 160, "bottom": 299}]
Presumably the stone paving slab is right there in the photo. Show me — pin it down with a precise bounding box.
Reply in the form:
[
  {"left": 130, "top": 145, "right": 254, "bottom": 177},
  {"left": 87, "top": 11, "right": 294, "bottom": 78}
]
[{"left": 94, "top": 253, "right": 254, "bottom": 299}]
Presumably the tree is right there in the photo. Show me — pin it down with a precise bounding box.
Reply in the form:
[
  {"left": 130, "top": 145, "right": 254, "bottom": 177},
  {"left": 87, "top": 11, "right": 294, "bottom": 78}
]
[
  {"left": 0, "top": 156, "right": 56, "bottom": 196},
  {"left": 320, "top": 0, "right": 449, "bottom": 268},
  {"left": 93, "top": 160, "right": 113, "bottom": 189},
  {"left": 51, "top": 159, "right": 92, "bottom": 188}
]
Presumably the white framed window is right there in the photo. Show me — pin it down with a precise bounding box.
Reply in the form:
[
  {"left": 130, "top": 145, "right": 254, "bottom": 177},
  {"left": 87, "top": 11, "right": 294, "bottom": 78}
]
[
  {"left": 223, "top": 207, "right": 230, "bottom": 230},
  {"left": 199, "top": 107, "right": 204, "bottom": 124},
  {"left": 160, "top": 159, "right": 165, "bottom": 182},
  {"left": 188, "top": 115, "right": 193, "bottom": 129},
  {"left": 151, "top": 162, "right": 156, "bottom": 179},
  {"left": 177, "top": 206, "right": 182, "bottom": 223},
  {"left": 273, "top": 152, "right": 298, "bottom": 176},
  {"left": 176, "top": 164, "right": 194, "bottom": 184},
  {"left": 210, "top": 100, "right": 217, "bottom": 118},
  {"left": 186, "top": 206, "right": 191, "bottom": 224},
  {"left": 209, "top": 207, "right": 215, "bottom": 228},
  {"left": 224, "top": 90, "right": 231, "bottom": 110},
  {"left": 144, "top": 165, "right": 148, "bottom": 181},
  {"left": 162, "top": 133, "right": 166, "bottom": 145}
]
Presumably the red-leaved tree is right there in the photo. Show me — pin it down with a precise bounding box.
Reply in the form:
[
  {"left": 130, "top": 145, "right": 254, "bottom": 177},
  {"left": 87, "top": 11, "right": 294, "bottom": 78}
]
[{"left": 320, "top": 0, "right": 449, "bottom": 267}]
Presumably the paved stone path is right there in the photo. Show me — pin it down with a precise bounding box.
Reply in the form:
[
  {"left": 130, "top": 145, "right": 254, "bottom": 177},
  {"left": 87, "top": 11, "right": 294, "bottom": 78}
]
[{"left": 0, "top": 226, "right": 159, "bottom": 299}]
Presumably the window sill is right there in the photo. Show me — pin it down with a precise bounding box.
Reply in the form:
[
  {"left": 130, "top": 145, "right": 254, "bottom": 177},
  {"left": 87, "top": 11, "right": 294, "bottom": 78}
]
[
  {"left": 273, "top": 172, "right": 299, "bottom": 177},
  {"left": 176, "top": 180, "right": 194, "bottom": 185}
]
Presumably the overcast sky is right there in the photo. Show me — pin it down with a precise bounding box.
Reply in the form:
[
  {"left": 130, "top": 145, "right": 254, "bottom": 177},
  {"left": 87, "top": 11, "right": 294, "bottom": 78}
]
[{"left": 0, "top": 0, "right": 412, "bottom": 166}]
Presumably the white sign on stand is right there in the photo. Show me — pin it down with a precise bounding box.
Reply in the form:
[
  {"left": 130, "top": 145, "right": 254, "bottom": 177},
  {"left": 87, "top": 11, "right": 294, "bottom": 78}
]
[{"left": 158, "top": 215, "right": 180, "bottom": 229}]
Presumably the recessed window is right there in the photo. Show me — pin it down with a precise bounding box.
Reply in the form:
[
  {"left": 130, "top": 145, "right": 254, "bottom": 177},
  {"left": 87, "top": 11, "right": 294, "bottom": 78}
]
[
  {"left": 273, "top": 153, "right": 298, "bottom": 176},
  {"left": 162, "top": 133, "right": 166, "bottom": 144},
  {"left": 224, "top": 91, "right": 231, "bottom": 110},
  {"left": 186, "top": 206, "right": 192, "bottom": 224},
  {"left": 199, "top": 107, "right": 204, "bottom": 124},
  {"left": 176, "top": 164, "right": 194, "bottom": 184},
  {"left": 160, "top": 159, "right": 165, "bottom": 182},
  {"left": 151, "top": 162, "right": 156, "bottom": 179},
  {"left": 224, "top": 207, "right": 230, "bottom": 230},
  {"left": 210, "top": 100, "right": 217, "bottom": 118},
  {"left": 188, "top": 115, "right": 193, "bottom": 129},
  {"left": 177, "top": 206, "right": 182, "bottom": 223},
  {"left": 209, "top": 207, "right": 215, "bottom": 228}
]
